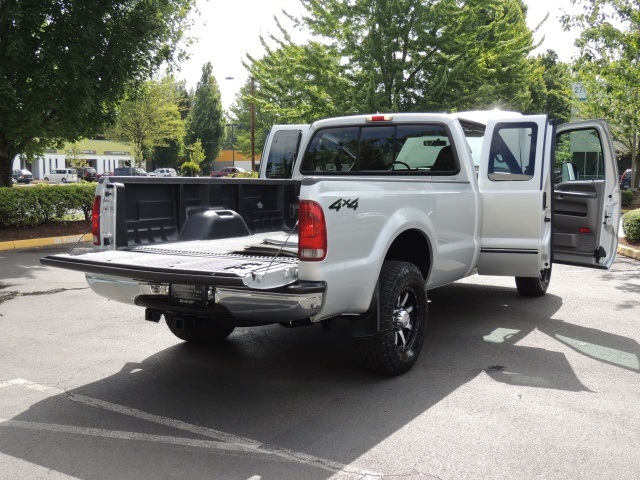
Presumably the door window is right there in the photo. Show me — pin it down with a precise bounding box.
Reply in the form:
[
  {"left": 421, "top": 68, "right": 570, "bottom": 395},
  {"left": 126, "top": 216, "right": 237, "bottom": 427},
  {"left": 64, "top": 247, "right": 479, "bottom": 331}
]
[
  {"left": 555, "top": 128, "right": 604, "bottom": 184},
  {"left": 487, "top": 122, "right": 538, "bottom": 181},
  {"left": 265, "top": 129, "right": 303, "bottom": 178}
]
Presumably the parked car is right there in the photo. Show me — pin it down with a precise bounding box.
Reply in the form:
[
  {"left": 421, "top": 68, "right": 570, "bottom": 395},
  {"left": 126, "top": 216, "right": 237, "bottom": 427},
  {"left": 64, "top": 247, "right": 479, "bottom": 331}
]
[
  {"left": 12, "top": 169, "right": 33, "bottom": 184},
  {"left": 210, "top": 167, "right": 246, "bottom": 177},
  {"left": 97, "top": 171, "right": 114, "bottom": 179},
  {"left": 620, "top": 168, "right": 632, "bottom": 190},
  {"left": 43, "top": 168, "right": 77, "bottom": 183},
  {"left": 114, "top": 167, "right": 148, "bottom": 176},
  {"left": 149, "top": 168, "right": 177, "bottom": 177},
  {"left": 76, "top": 167, "right": 97, "bottom": 182}
]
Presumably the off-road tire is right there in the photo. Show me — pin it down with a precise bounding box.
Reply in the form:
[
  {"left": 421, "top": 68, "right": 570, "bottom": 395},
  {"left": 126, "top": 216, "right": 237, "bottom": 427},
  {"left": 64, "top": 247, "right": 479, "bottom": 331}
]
[
  {"left": 515, "top": 266, "right": 552, "bottom": 297},
  {"left": 165, "top": 313, "right": 235, "bottom": 344},
  {"left": 352, "top": 261, "right": 428, "bottom": 376}
]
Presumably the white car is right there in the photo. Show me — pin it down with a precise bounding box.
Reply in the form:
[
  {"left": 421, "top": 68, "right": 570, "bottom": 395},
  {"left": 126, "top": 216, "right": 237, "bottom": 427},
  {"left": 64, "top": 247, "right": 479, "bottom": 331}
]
[
  {"left": 149, "top": 168, "right": 177, "bottom": 177},
  {"left": 44, "top": 168, "right": 78, "bottom": 183}
]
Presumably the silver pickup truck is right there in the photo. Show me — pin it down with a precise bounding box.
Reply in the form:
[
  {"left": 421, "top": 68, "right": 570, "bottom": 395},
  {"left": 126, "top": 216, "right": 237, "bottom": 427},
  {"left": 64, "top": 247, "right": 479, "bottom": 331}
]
[{"left": 41, "top": 111, "right": 621, "bottom": 375}]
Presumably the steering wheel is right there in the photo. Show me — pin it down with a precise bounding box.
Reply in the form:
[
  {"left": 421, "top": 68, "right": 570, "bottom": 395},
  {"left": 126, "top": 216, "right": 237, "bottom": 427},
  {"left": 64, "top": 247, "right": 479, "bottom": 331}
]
[{"left": 386, "top": 161, "right": 411, "bottom": 170}]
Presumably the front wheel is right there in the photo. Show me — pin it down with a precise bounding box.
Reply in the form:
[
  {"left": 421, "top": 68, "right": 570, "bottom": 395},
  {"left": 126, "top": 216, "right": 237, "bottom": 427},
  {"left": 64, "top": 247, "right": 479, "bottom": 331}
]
[
  {"left": 61, "top": 178, "right": 67, "bottom": 183},
  {"left": 352, "top": 261, "right": 428, "bottom": 376},
  {"left": 515, "top": 266, "right": 552, "bottom": 297},
  {"left": 165, "top": 313, "right": 235, "bottom": 344}
]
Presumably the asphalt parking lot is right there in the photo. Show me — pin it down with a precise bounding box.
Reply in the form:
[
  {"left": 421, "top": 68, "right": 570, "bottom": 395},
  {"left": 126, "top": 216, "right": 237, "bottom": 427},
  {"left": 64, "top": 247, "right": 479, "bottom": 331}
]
[{"left": 1, "top": 245, "right": 639, "bottom": 479}]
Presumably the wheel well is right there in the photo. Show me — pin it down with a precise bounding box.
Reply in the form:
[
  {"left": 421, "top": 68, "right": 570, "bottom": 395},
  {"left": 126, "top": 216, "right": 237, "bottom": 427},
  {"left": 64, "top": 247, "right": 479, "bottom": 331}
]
[{"left": 384, "top": 229, "right": 431, "bottom": 279}]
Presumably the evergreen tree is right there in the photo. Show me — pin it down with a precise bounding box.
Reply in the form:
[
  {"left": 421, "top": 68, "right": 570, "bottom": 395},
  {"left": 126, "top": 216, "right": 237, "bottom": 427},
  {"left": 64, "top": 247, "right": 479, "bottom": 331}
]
[{"left": 187, "top": 63, "right": 225, "bottom": 168}]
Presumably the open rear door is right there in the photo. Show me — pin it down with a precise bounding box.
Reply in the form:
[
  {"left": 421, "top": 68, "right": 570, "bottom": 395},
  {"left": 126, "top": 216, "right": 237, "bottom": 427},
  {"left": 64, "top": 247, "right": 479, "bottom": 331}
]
[
  {"left": 477, "top": 115, "right": 553, "bottom": 277},
  {"left": 260, "top": 124, "right": 309, "bottom": 178},
  {"left": 553, "top": 120, "right": 620, "bottom": 269}
]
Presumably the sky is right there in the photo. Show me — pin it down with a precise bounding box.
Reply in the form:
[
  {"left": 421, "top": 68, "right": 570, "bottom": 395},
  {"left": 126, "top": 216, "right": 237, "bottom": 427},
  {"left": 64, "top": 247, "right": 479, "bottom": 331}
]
[{"left": 176, "top": 0, "right": 582, "bottom": 111}]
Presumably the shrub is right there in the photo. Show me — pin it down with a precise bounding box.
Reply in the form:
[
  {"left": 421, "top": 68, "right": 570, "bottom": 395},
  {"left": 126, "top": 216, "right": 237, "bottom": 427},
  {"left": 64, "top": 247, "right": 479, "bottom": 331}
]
[
  {"left": 622, "top": 209, "right": 640, "bottom": 242},
  {"left": 621, "top": 190, "right": 633, "bottom": 207},
  {"left": 0, "top": 183, "right": 95, "bottom": 228}
]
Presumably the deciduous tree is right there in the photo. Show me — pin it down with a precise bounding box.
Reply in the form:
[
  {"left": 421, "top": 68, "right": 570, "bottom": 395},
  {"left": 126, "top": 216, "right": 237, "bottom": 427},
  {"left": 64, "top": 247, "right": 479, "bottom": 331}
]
[
  {"left": 0, "top": 0, "right": 195, "bottom": 187},
  {"left": 109, "top": 77, "right": 186, "bottom": 166},
  {"left": 563, "top": 0, "right": 640, "bottom": 190}
]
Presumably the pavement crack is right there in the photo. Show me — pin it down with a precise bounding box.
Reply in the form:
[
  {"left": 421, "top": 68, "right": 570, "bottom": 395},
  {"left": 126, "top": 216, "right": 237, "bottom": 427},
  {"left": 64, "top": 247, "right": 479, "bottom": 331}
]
[{"left": 0, "top": 287, "right": 88, "bottom": 306}]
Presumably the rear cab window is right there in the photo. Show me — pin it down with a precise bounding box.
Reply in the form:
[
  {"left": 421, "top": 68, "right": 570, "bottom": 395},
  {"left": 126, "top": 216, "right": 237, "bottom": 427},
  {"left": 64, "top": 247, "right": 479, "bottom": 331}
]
[{"left": 300, "top": 123, "right": 459, "bottom": 175}]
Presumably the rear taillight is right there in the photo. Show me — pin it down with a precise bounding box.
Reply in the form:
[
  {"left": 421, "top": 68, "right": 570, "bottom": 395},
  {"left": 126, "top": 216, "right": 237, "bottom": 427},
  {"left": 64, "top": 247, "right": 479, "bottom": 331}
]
[
  {"left": 298, "top": 200, "right": 327, "bottom": 261},
  {"left": 92, "top": 195, "right": 101, "bottom": 246}
]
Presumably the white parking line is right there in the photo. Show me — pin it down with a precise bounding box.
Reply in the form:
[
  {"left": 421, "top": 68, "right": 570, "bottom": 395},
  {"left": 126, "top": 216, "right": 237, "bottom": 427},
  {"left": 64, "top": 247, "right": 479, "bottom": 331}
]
[{"left": 0, "top": 379, "right": 379, "bottom": 479}]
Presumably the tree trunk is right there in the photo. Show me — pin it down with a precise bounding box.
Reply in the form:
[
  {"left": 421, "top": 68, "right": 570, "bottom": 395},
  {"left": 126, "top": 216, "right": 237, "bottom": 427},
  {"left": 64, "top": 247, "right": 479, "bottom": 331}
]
[
  {"left": 0, "top": 142, "right": 17, "bottom": 188},
  {"left": 632, "top": 130, "right": 638, "bottom": 191}
]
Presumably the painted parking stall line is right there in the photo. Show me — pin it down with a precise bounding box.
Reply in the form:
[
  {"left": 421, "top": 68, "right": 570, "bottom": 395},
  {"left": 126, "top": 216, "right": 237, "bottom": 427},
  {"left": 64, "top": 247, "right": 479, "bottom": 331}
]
[{"left": 0, "top": 379, "right": 379, "bottom": 479}]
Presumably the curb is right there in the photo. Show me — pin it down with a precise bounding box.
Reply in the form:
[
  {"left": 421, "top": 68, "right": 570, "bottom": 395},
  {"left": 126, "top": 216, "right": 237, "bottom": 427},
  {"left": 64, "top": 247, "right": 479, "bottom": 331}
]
[
  {"left": 618, "top": 244, "right": 640, "bottom": 260},
  {"left": 0, "top": 234, "right": 92, "bottom": 252}
]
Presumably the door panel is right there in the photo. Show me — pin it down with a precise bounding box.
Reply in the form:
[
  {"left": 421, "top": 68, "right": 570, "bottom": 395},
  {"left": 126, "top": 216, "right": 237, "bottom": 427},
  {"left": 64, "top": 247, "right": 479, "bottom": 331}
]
[
  {"left": 553, "top": 121, "right": 620, "bottom": 268},
  {"left": 477, "top": 115, "right": 552, "bottom": 276}
]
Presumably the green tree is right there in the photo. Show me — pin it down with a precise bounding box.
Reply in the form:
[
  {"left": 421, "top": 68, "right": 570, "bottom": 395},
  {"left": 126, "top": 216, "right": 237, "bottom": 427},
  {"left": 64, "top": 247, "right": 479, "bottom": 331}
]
[
  {"left": 153, "top": 80, "right": 190, "bottom": 168},
  {"left": 65, "top": 143, "right": 88, "bottom": 169},
  {"left": 109, "top": 77, "right": 186, "bottom": 165},
  {"left": 527, "top": 50, "right": 574, "bottom": 122},
  {"left": 563, "top": 0, "right": 640, "bottom": 190},
  {"left": 0, "top": 0, "right": 195, "bottom": 187},
  {"left": 294, "top": 0, "right": 540, "bottom": 112},
  {"left": 229, "top": 38, "right": 351, "bottom": 158},
  {"left": 186, "top": 63, "right": 225, "bottom": 168},
  {"left": 181, "top": 139, "right": 205, "bottom": 176}
]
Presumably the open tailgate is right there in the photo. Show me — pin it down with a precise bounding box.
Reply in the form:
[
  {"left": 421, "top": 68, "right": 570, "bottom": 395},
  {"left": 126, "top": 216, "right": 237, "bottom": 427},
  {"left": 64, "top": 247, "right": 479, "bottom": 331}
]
[{"left": 41, "top": 233, "right": 300, "bottom": 290}]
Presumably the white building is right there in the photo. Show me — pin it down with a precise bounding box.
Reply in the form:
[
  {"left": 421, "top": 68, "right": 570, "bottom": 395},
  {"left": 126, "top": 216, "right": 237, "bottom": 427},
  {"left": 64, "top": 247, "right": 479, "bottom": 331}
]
[{"left": 13, "top": 139, "right": 134, "bottom": 179}]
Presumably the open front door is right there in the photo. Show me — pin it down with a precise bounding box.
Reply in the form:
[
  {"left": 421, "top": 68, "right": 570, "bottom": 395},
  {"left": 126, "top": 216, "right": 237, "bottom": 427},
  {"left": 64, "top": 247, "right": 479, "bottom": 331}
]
[
  {"left": 477, "top": 115, "right": 553, "bottom": 277},
  {"left": 553, "top": 120, "right": 620, "bottom": 269}
]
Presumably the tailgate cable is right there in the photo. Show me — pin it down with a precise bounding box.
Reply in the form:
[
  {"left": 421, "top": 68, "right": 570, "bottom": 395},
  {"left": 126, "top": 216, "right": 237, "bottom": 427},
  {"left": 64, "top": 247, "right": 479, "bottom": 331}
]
[
  {"left": 252, "top": 220, "right": 299, "bottom": 283},
  {"left": 67, "top": 208, "right": 105, "bottom": 254}
]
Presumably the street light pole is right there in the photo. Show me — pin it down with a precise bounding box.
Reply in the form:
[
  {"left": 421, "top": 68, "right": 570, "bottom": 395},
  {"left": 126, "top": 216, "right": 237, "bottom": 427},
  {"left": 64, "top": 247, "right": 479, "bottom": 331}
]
[{"left": 250, "top": 76, "right": 255, "bottom": 173}]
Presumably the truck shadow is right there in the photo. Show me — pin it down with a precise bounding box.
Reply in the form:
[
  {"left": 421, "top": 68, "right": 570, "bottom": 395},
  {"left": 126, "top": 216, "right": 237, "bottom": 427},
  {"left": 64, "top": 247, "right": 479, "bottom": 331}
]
[{"left": 1, "top": 282, "right": 638, "bottom": 479}]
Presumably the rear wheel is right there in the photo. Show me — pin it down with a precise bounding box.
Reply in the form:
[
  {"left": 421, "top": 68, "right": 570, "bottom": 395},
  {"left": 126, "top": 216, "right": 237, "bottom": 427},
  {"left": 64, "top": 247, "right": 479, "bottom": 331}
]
[
  {"left": 515, "top": 266, "right": 552, "bottom": 297},
  {"left": 165, "top": 313, "right": 235, "bottom": 344},
  {"left": 44, "top": 177, "right": 49, "bottom": 182},
  {"left": 61, "top": 178, "right": 67, "bottom": 183},
  {"left": 352, "top": 261, "right": 428, "bottom": 376}
]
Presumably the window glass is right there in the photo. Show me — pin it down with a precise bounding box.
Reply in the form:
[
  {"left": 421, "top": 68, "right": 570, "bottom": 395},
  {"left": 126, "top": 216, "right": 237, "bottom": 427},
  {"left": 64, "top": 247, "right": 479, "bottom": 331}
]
[
  {"left": 300, "top": 124, "right": 456, "bottom": 174},
  {"left": 301, "top": 127, "right": 359, "bottom": 173},
  {"left": 460, "top": 122, "right": 486, "bottom": 171},
  {"left": 265, "top": 130, "right": 303, "bottom": 178},
  {"left": 555, "top": 128, "right": 603, "bottom": 184},
  {"left": 488, "top": 123, "right": 537, "bottom": 181}
]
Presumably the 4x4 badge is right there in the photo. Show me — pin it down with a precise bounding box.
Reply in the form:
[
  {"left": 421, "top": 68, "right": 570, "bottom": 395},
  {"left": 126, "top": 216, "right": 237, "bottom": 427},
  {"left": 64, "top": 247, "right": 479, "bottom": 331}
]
[{"left": 329, "top": 198, "right": 359, "bottom": 212}]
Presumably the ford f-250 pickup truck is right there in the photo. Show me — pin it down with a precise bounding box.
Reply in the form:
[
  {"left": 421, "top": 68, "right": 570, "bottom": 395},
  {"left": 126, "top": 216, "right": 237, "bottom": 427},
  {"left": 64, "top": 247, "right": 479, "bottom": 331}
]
[{"left": 41, "top": 111, "right": 621, "bottom": 375}]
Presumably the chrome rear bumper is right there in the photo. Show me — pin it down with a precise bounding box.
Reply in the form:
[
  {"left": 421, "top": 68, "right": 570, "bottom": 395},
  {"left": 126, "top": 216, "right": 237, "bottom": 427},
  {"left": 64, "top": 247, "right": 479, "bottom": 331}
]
[{"left": 86, "top": 274, "right": 325, "bottom": 323}]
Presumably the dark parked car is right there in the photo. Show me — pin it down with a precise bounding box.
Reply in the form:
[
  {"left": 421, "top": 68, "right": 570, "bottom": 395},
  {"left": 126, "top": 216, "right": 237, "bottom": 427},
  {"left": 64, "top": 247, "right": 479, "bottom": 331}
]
[
  {"left": 210, "top": 167, "right": 246, "bottom": 177},
  {"left": 12, "top": 169, "right": 33, "bottom": 184},
  {"left": 620, "top": 169, "right": 632, "bottom": 190},
  {"left": 114, "top": 167, "right": 147, "bottom": 176},
  {"left": 76, "top": 167, "right": 97, "bottom": 182}
]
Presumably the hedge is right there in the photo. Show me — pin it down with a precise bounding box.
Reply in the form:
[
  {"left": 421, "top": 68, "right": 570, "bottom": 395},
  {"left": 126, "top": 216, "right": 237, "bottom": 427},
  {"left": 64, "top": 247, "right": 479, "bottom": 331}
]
[
  {"left": 622, "top": 209, "right": 640, "bottom": 243},
  {"left": 621, "top": 190, "right": 633, "bottom": 207},
  {"left": 0, "top": 183, "right": 96, "bottom": 228}
]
